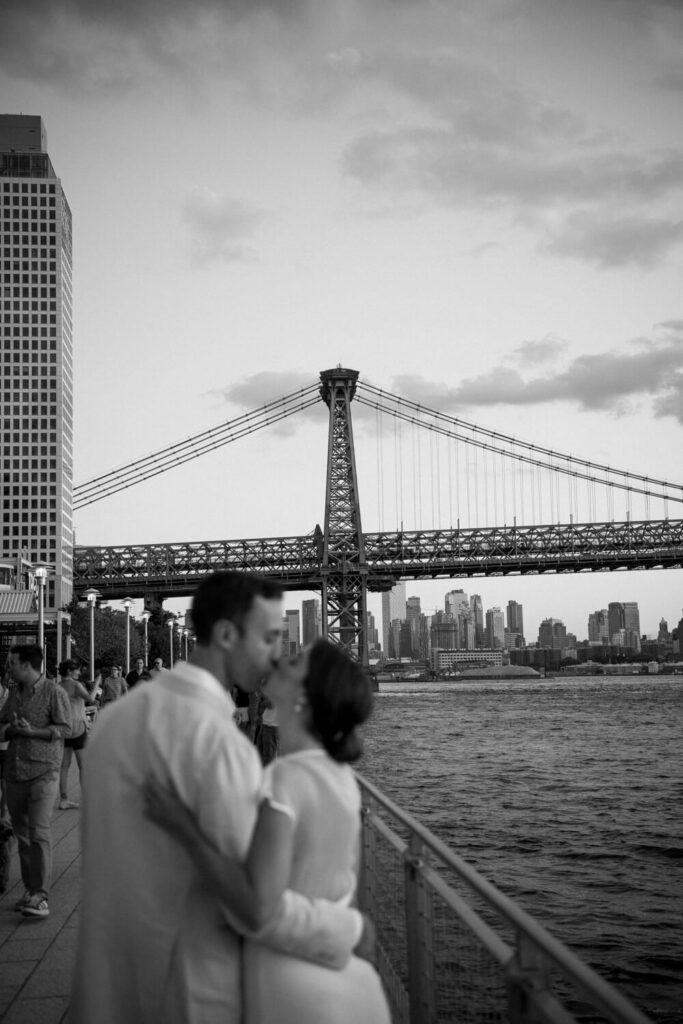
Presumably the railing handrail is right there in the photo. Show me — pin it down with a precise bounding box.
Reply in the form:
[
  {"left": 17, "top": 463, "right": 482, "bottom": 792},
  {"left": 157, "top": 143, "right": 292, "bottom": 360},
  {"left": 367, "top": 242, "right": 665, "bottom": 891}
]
[{"left": 357, "top": 771, "right": 653, "bottom": 1024}]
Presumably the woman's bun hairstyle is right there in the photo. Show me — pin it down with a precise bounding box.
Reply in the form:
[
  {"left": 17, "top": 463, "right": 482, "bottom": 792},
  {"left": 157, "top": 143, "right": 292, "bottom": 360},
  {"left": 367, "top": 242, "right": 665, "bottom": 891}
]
[{"left": 303, "top": 640, "right": 373, "bottom": 763}]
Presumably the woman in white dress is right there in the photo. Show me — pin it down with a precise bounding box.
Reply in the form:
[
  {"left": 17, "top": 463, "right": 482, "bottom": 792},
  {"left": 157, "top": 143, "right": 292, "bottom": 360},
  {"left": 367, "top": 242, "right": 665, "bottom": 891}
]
[{"left": 144, "top": 639, "right": 391, "bottom": 1024}]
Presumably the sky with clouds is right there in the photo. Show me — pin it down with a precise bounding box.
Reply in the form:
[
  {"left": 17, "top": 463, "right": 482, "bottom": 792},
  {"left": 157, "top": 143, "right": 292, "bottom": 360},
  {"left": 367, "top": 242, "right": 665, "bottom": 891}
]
[{"left": 3, "top": 0, "right": 683, "bottom": 639}]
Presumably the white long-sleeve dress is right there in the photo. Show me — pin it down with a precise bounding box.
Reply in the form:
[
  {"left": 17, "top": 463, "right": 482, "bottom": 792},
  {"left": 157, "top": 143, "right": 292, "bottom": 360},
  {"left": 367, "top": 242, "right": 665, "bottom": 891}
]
[{"left": 245, "top": 748, "right": 392, "bottom": 1024}]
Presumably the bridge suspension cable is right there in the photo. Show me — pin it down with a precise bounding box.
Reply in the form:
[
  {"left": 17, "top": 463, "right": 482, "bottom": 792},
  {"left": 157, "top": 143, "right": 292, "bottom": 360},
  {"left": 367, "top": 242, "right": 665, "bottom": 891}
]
[
  {"left": 355, "top": 381, "right": 683, "bottom": 509},
  {"left": 73, "top": 383, "right": 320, "bottom": 509}
]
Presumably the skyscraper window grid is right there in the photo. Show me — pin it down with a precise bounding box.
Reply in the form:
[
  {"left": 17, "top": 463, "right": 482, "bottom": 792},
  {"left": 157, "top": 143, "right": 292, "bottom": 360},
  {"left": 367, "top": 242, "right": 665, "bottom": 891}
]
[{"left": 0, "top": 114, "right": 73, "bottom": 612}]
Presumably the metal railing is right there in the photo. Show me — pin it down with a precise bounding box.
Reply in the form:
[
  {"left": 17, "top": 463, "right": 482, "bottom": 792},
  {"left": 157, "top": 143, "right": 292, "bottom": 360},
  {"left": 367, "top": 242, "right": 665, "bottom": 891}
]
[{"left": 357, "top": 773, "right": 653, "bottom": 1024}]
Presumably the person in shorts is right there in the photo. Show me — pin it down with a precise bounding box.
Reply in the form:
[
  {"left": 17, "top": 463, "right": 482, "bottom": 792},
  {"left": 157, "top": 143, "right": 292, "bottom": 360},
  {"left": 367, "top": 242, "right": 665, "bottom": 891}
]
[{"left": 57, "top": 659, "right": 92, "bottom": 810}]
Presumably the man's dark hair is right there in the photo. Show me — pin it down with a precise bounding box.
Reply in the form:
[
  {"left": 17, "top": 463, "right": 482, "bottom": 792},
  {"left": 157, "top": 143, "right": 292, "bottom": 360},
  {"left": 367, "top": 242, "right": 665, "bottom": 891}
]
[
  {"left": 10, "top": 644, "right": 44, "bottom": 672},
  {"left": 191, "top": 572, "right": 283, "bottom": 645},
  {"left": 58, "top": 658, "right": 80, "bottom": 677}
]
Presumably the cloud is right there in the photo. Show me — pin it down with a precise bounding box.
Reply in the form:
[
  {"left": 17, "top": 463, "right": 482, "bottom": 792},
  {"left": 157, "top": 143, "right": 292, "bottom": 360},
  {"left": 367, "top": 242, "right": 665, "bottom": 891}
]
[
  {"left": 655, "top": 69, "right": 683, "bottom": 92},
  {"left": 215, "top": 370, "right": 318, "bottom": 407},
  {"left": 544, "top": 212, "right": 683, "bottom": 268},
  {"left": 0, "top": 0, "right": 309, "bottom": 90},
  {"left": 511, "top": 336, "right": 569, "bottom": 367},
  {"left": 206, "top": 369, "right": 385, "bottom": 437},
  {"left": 339, "top": 42, "right": 683, "bottom": 267},
  {"left": 390, "top": 329, "right": 683, "bottom": 424},
  {"left": 181, "top": 188, "right": 268, "bottom": 265}
]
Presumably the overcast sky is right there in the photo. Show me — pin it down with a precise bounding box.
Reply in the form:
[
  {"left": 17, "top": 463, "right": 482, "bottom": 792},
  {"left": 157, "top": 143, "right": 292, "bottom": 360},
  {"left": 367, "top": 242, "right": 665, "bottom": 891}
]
[{"left": 3, "top": 0, "right": 683, "bottom": 639}]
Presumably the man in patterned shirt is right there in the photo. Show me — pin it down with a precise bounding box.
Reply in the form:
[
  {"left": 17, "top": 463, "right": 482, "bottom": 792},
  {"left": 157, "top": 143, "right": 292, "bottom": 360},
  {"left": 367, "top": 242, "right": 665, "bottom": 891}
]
[{"left": 0, "top": 644, "right": 71, "bottom": 918}]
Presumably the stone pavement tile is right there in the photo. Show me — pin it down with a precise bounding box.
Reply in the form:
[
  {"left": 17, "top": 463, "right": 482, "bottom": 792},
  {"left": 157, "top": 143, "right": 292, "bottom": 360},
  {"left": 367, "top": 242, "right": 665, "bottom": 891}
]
[
  {"left": 0, "top": 959, "right": 39, "bottom": 1014},
  {"left": 22, "top": 965, "right": 73, "bottom": 999},
  {"left": 1, "top": 995, "right": 69, "bottom": 1024},
  {"left": 1, "top": 935, "right": 53, "bottom": 960}
]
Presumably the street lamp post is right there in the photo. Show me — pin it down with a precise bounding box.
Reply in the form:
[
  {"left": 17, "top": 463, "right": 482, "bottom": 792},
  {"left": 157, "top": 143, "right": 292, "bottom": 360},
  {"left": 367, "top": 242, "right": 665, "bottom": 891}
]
[
  {"left": 85, "top": 589, "right": 101, "bottom": 683},
  {"left": 122, "top": 597, "right": 134, "bottom": 675},
  {"left": 167, "top": 615, "right": 175, "bottom": 670},
  {"left": 140, "top": 609, "right": 151, "bottom": 668},
  {"left": 183, "top": 628, "right": 189, "bottom": 661},
  {"left": 34, "top": 567, "right": 47, "bottom": 669}
]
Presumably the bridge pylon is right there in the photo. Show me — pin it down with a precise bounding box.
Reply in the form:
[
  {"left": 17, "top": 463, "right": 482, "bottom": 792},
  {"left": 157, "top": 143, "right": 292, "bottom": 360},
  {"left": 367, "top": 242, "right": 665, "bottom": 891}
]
[{"left": 319, "top": 368, "right": 369, "bottom": 665}]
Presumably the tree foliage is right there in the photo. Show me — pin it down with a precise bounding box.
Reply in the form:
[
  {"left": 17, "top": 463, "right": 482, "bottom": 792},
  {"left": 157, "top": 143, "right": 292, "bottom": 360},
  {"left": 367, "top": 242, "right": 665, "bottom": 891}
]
[{"left": 69, "top": 606, "right": 144, "bottom": 677}]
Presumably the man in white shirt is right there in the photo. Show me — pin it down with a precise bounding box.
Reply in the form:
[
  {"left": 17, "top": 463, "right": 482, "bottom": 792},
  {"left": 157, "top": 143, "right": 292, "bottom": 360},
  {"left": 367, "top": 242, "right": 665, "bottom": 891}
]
[{"left": 69, "top": 571, "right": 366, "bottom": 1024}]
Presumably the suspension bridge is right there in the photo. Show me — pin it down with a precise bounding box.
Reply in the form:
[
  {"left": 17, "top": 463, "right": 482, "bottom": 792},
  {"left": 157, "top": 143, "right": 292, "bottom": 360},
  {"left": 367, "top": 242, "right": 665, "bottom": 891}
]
[{"left": 73, "top": 367, "right": 683, "bottom": 663}]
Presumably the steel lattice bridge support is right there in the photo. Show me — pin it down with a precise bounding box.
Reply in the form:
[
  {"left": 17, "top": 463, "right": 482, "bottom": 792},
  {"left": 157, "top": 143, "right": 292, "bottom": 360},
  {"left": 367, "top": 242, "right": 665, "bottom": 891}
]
[
  {"left": 72, "top": 368, "right": 683, "bottom": 661},
  {"left": 319, "top": 368, "right": 370, "bottom": 664}
]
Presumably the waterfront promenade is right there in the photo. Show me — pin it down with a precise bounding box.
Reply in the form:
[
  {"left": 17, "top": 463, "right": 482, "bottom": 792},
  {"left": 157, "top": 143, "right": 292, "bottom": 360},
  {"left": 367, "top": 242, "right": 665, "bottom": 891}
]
[{"left": 0, "top": 772, "right": 81, "bottom": 1024}]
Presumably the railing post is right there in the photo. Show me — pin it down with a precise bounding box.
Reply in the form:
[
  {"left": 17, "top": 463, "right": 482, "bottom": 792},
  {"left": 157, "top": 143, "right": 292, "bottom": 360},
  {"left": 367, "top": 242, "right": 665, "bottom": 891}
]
[
  {"left": 404, "top": 833, "right": 435, "bottom": 1024},
  {"left": 358, "top": 800, "right": 378, "bottom": 923},
  {"left": 505, "top": 932, "right": 549, "bottom": 1024}
]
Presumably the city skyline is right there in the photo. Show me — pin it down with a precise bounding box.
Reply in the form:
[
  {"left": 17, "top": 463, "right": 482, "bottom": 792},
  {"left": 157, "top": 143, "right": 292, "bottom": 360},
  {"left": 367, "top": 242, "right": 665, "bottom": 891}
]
[
  {"left": 283, "top": 585, "right": 680, "bottom": 655},
  {"left": 1, "top": 3, "right": 683, "bottom": 639}
]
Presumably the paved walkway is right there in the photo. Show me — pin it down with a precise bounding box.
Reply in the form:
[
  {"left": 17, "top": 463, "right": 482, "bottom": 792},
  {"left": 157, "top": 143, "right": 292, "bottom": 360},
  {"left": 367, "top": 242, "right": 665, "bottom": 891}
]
[{"left": 0, "top": 766, "right": 82, "bottom": 1024}]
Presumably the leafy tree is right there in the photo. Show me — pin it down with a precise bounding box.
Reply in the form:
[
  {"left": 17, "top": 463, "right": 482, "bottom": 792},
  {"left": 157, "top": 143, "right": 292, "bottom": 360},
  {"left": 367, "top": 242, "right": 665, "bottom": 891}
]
[{"left": 69, "top": 605, "right": 144, "bottom": 677}]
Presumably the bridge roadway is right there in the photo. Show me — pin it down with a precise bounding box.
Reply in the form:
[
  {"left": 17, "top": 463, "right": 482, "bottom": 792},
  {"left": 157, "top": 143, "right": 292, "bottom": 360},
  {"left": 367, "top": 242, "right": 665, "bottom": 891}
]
[{"left": 72, "top": 517, "right": 683, "bottom": 600}]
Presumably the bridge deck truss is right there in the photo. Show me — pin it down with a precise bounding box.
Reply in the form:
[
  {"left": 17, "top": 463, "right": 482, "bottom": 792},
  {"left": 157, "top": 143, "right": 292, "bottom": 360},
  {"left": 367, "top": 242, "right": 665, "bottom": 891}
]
[{"left": 72, "top": 517, "right": 683, "bottom": 601}]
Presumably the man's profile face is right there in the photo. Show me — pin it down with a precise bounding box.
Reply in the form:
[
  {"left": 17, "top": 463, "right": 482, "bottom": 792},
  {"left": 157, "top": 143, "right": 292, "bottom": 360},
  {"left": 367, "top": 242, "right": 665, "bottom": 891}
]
[
  {"left": 229, "top": 596, "right": 282, "bottom": 692},
  {"left": 9, "top": 653, "right": 27, "bottom": 683}
]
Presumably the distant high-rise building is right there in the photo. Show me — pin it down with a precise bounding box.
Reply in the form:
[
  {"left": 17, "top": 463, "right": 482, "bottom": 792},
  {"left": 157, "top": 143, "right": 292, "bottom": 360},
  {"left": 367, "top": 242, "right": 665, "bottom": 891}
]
[
  {"left": 445, "top": 589, "right": 469, "bottom": 618},
  {"left": 406, "top": 596, "right": 423, "bottom": 658},
  {"left": 302, "top": 598, "right": 321, "bottom": 646},
  {"left": 470, "top": 594, "right": 484, "bottom": 647},
  {"left": 658, "top": 618, "right": 670, "bottom": 642},
  {"left": 388, "top": 618, "right": 402, "bottom": 660},
  {"left": 0, "top": 114, "right": 73, "bottom": 612},
  {"left": 538, "top": 618, "right": 577, "bottom": 651},
  {"left": 485, "top": 607, "right": 505, "bottom": 649},
  {"left": 382, "top": 583, "right": 406, "bottom": 655},
  {"left": 506, "top": 601, "right": 524, "bottom": 644},
  {"left": 366, "top": 610, "right": 380, "bottom": 654},
  {"left": 398, "top": 620, "right": 413, "bottom": 658},
  {"left": 282, "top": 609, "right": 300, "bottom": 655},
  {"left": 623, "top": 602, "right": 640, "bottom": 639},
  {"left": 504, "top": 629, "right": 524, "bottom": 649},
  {"left": 608, "top": 602, "right": 625, "bottom": 644},
  {"left": 430, "top": 610, "right": 457, "bottom": 651},
  {"left": 612, "top": 628, "right": 640, "bottom": 652},
  {"left": 588, "top": 609, "right": 609, "bottom": 644}
]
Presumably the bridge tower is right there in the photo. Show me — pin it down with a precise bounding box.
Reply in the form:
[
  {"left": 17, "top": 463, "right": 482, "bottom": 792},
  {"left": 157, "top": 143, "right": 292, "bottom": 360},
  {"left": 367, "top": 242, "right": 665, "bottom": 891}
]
[{"left": 319, "top": 368, "right": 369, "bottom": 665}]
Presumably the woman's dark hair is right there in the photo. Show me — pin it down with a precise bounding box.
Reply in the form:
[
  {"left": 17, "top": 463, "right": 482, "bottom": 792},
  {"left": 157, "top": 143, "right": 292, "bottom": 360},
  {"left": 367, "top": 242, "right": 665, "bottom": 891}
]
[
  {"left": 302, "top": 640, "right": 373, "bottom": 764},
  {"left": 58, "top": 658, "right": 80, "bottom": 677}
]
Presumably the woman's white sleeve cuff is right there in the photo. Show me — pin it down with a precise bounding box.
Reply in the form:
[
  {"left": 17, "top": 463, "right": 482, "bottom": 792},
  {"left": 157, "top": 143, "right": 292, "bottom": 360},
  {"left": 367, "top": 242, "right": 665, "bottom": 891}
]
[{"left": 263, "top": 795, "right": 295, "bottom": 821}]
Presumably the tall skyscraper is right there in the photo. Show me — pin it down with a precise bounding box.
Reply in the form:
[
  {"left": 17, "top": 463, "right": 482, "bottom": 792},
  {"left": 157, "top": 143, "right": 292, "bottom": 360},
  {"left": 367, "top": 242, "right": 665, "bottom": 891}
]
[
  {"left": 405, "top": 596, "right": 422, "bottom": 658},
  {"left": 485, "top": 607, "right": 505, "bottom": 649},
  {"left": 1, "top": 115, "right": 73, "bottom": 612},
  {"left": 588, "top": 609, "right": 609, "bottom": 644},
  {"left": 537, "top": 618, "right": 577, "bottom": 651},
  {"left": 302, "top": 598, "right": 321, "bottom": 646},
  {"left": 623, "top": 602, "right": 640, "bottom": 639},
  {"left": 366, "top": 610, "right": 380, "bottom": 654},
  {"left": 430, "top": 610, "right": 457, "bottom": 651},
  {"left": 382, "top": 582, "right": 406, "bottom": 655},
  {"left": 282, "top": 609, "right": 301, "bottom": 655},
  {"left": 470, "top": 594, "right": 484, "bottom": 648},
  {"left": 608, "top": 602, "right": 625, "bottom": 643},
  {"left": 506, "top": 600, "right": 524, "bottom": 644}
]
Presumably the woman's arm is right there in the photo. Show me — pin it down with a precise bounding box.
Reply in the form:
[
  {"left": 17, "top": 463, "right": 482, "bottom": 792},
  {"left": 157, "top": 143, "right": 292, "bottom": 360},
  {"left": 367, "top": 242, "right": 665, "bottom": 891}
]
[
  {"left": 244, "top": 798, "right": 295, "bottom": 928},
  {"left": 75, "top": 681, "right": 92, "bottom": 702},
  {"left": 143, "top": 778, "right": 295, "bottom": 931}
]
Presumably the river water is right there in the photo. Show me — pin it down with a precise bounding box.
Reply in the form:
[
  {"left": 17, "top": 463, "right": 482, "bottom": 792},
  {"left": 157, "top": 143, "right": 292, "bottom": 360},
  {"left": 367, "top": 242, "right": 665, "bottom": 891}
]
[{"left": 360, "top": 675, "right": 683, "bottom": 1023}]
